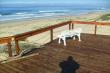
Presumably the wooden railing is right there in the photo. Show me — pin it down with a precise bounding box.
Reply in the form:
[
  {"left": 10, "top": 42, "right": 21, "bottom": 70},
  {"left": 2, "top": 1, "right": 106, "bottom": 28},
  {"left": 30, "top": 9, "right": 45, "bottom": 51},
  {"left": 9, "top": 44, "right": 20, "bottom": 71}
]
[
  {"left": 71, "top": 21, "right": 110, "bottom": 34},
  {"left": 13, "top": 21, "right": 71, "bottom": 55},
  {"left": 0, "top": 37, "right": 13, "bottom": 57},
  {"left": 0, "top": 20, "right": 110, "bottom": 57}
]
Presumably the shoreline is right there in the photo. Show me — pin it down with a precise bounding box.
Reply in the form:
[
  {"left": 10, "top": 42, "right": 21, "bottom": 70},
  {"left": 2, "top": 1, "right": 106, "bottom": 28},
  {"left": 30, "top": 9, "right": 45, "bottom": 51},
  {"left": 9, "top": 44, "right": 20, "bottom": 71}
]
[{"left": 0, "top": 11, "right": 108, "bottom": 24}]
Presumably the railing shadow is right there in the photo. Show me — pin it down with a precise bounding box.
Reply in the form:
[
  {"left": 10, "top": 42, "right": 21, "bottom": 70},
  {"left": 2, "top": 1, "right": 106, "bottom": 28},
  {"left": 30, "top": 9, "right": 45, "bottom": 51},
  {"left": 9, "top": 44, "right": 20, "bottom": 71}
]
[{"left": 59, "top": 56, "right": 80, "bottom": 73}]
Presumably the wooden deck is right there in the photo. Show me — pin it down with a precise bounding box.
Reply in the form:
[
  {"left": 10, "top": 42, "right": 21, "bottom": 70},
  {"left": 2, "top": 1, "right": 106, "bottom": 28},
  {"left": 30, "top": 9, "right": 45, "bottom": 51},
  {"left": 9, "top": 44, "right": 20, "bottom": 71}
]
[{"left": 0, "top": 33, "right": 110, "bottom": 73}]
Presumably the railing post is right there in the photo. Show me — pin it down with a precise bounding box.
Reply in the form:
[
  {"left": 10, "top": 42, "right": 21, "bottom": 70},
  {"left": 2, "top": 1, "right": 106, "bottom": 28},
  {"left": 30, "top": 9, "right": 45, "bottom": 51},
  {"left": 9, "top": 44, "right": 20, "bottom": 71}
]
[
  {"left": 94, "top": 24, "right": 97, "bottom": 35},
  {"left": 50, "top": 29, "right": 53, "bottom": 42},
  {"left": 7, "top": 42, "right": 12, "bottom": 57},
  {"left": 72, "top": 22, "right": 74, "bottom": 29},
  {"left": 69, "top": 24, "right": 71, "bottom": 30},
  {"left": 15, "top": 40, "right": 20, "bottom": 55}
]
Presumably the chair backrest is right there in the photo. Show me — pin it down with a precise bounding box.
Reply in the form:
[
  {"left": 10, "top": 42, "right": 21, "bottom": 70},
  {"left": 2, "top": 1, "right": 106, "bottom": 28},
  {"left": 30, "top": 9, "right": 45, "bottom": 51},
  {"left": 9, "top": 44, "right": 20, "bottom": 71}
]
[
  {"left": 58, "top": 28, "right": 82, "bottom": 37},
  {"left": 58, "top": 30, "right": 72, "bottom": 37},
  {"left": 71, "top": 28, "right": 82, "bottom": 33}
]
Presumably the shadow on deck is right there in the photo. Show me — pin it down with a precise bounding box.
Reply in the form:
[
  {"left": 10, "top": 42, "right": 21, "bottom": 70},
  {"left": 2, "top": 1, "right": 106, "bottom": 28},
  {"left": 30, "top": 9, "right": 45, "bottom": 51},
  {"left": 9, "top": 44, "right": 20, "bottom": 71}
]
[{"left": 0, "top": 33, "right": 110, "bottom": 73}]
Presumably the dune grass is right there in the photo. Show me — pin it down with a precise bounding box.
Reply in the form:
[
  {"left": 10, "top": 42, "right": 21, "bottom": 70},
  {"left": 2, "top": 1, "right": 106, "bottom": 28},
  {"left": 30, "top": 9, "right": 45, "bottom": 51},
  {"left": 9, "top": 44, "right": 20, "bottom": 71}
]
[
  {"left": 0, "top": 41, "right": 42, "bottom": 61},
  {"left": 96, "top": 14, "right": 110, "bottom": 21}
]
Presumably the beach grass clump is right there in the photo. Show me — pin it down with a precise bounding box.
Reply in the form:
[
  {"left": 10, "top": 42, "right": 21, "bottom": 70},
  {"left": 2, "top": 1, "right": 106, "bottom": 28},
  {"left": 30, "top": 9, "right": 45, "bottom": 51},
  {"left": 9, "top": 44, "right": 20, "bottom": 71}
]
[
  {"left": 11, "top": 41, "right": 41, "bottom": 55},
  {"left": 0, "top": 41, "right": 41, "bottom": 61},
  {"left": 0, "top": 45, "right": 9, "bottom": 61},
  {"left": 0, "top": 32, "right": 4, "bottom": 34},
  {"left": 97, "top": 14, "right": 110, "bottom": 21}
]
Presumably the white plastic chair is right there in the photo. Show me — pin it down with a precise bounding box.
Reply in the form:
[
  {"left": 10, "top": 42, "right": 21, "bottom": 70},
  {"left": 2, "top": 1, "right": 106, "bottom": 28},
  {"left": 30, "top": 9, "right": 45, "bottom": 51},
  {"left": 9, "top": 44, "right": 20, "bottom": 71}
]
[
  {"left": 70, "top": 28, "right": 82, "bottom": 41},
  {"left": 58, "top": 28, "right": 82, "bottom": 46}
]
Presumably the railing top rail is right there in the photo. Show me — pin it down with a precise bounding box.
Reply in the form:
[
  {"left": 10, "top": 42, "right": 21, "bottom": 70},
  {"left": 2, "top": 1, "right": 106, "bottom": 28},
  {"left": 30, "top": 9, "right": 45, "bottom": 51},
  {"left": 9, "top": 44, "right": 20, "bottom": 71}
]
[
  {"left": 13, "top": 21, "right": 71, "bottom": 40},
  {"left": 0, "top": 36, "right": 12, "bottom": 44},
  {"left": 72, "top": 20, "right": 110, "bottom": 26}
]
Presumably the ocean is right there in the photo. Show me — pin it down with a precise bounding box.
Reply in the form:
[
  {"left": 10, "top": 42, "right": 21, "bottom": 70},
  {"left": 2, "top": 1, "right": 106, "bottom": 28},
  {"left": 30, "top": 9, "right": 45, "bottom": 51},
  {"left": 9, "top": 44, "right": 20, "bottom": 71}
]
[{"left": 0, "top": 4, "right": 109, "bottom": 22}]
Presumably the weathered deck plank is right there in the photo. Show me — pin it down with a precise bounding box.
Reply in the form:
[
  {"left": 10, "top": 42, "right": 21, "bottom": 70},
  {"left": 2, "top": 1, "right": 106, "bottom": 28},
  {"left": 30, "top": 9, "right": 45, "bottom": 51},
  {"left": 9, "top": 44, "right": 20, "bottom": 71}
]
[{"left": 0, "top": 34, "right": 110, "bottom": 73}]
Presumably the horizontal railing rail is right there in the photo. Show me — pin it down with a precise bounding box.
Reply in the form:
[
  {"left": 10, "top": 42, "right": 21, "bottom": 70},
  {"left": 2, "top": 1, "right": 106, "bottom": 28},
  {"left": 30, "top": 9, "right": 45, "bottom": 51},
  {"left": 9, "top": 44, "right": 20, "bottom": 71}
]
[
  {"left": 14, "top": 21, "right": 71, "bottom": 40},
  {"left": 0, "top": 20, "right": 110, "bottom": 57},
  {"left": 0, "top": 37, "right": 12, "bottom": 44},
  {"left": 72, "top": 21, "right": 110, "bottom": 26}
]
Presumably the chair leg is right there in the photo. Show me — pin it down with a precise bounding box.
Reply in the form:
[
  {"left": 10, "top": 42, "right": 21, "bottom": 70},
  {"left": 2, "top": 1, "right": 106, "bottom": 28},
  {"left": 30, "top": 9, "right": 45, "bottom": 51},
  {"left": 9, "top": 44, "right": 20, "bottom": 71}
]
[
  {"left": 58, "top": 38, "right": 61, "bottom": 44},
  {"left": 73, "top": 36, "right": 75, "bottom": 40},
  {"left": 62, "top": 37, "right": 66, "bottom": 46},
  {"left": 78, "top": 33, "right": 81, "bottom": 41}
]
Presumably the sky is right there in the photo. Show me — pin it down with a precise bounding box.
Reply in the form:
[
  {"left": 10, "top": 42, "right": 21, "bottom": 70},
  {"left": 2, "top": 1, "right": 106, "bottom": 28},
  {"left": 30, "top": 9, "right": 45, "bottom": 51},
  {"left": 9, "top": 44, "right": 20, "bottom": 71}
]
[{"left": 0, "top": 0, "right": 109, "bottom": 4}]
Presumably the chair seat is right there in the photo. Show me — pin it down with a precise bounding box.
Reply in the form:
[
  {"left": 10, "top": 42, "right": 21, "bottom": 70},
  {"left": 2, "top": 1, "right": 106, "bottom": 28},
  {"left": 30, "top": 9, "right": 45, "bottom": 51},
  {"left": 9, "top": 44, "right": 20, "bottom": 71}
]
[{"left": 57, "top": 28, "right": 82, "bottom": 46}]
